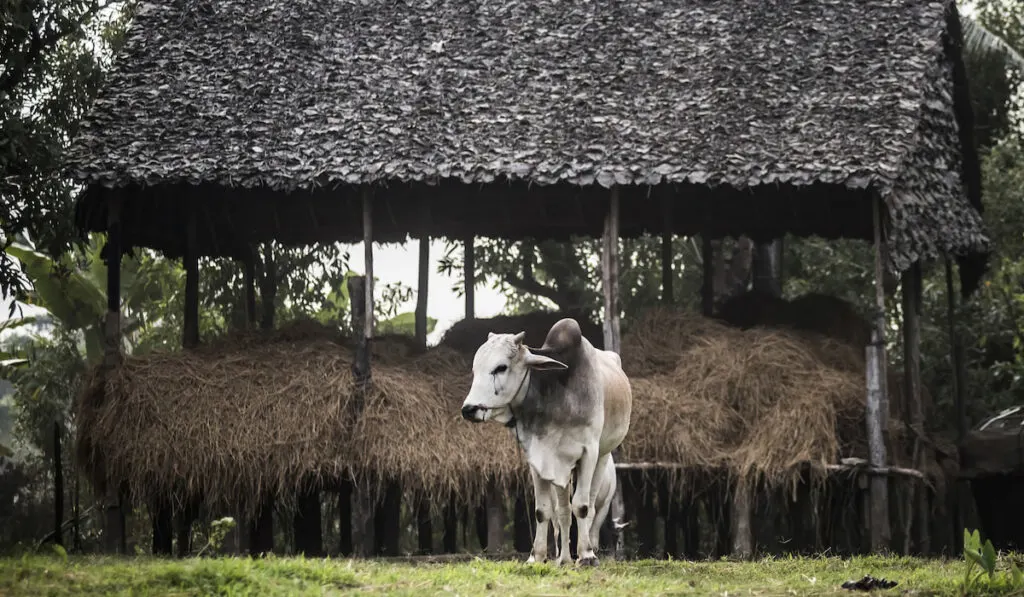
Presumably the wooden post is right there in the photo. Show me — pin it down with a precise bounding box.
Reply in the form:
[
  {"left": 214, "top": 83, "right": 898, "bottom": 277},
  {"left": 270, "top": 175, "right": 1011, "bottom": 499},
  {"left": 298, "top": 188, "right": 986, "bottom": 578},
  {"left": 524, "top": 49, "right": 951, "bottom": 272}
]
[
  {"left": 363, "top": 188, "right": 375, "bottom": 344},
  {"left": 945, "top": 256, "right": 970, "bottom": 555},
  {"left": 183, "top": 211, "right": 200, "bottom": 349},
  {"left": 464, "top": 236, "right": 475, "bottom": 320},
  {"left": 901, "top": 263, "right": 929, "bottom": 555},
  {"left": 602, "top": 187, "right": 626, "bottom": 559},
  {"left": 442, "top": 493, "right": 458, "bottom": 553},
  {"left": 293, "top": 481, "right": 323, "bottom": 557},
  {"left": 416, "top": 495, "right": 433, "bottom": 555},
  {"left": 52, "top": 421, "right": 63, "bottom": 547},
  {"left": 244, "top": 249, "right": 257, "bottom": 329},
  {"left": 152, "top": 498, "right": 172, "bottom": 555},
  {"left": 514, "top": 491, "right": 532, "bottom": 553},
  {"left": 731, "top": 484, "right": 754, "bottom": 560},
  {"left": 486, "top": 482, "right": 506, "bottom": 554},
  {"left": 373, "top": 482, "right": 401, "bottom": 556},
  {"left": 102, "top": 197, "right": 126, "bottom": 555},
  {"left": 661, "top": 196, "right": 673, "bottom": 305},
  {"left": 865, "top": 195, "right": 892, "bottom": 553},
  {"left": 602, "top": 188, "right": 621, "bottom": 353},
  {"left": 658, "top": 476, "right": 679, "bottom": 559},
  {"left": 247, "top": 497, "right": 274, "bottom": 556},
  {"left": 752, "top": 239, "right": 783, "bottom": 297},
  {"left": 338, "top": 480, "right": 353, "bottom": 556},
  {"left": 701, "top": 236, "right": 714, "bottom": 316},
  {"left": 415, "top": 235, "right": 430, "bottom": 349}
]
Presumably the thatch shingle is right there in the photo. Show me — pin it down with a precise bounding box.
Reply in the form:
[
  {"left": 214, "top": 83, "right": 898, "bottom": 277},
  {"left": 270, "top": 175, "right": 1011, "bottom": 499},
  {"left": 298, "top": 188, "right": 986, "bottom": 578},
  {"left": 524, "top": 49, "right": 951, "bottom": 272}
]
[{"left": 67, "top": 0, "right": 988, "bottom": 290}]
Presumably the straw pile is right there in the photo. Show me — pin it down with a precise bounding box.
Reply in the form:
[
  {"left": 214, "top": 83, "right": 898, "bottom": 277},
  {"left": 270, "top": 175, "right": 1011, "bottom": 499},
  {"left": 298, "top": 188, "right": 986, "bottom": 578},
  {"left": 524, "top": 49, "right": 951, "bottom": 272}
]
[
  {"left": 75, "top": 319, "right": 525, "bottom": 515},
  {"left": 620, "top": 307, "right": 865, "bottom": 493},
  {"left": 440, "top": 310, "right": 604, "bottom": 354}
]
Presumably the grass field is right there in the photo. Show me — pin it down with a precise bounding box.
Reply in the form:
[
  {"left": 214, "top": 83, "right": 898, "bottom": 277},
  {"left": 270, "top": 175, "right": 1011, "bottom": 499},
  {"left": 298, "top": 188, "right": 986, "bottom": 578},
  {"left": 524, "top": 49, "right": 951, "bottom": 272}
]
[{"left": 2, "top": 552, "right": 1023, "bottom": 596}]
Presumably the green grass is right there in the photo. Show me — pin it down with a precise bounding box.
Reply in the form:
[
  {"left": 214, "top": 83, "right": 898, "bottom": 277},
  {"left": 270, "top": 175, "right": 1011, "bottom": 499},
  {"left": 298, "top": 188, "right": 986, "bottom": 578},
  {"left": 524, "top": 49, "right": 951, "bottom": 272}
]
[{"left": 1, "top": 553, "right": 1022, "bottom": 596}]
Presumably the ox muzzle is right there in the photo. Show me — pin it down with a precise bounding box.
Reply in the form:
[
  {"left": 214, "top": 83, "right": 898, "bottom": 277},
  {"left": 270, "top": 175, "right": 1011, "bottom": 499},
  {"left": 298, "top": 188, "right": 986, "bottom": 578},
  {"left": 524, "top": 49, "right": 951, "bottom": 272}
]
[{"left": 461, "top": 404, "right": 485, "bottom": 422}]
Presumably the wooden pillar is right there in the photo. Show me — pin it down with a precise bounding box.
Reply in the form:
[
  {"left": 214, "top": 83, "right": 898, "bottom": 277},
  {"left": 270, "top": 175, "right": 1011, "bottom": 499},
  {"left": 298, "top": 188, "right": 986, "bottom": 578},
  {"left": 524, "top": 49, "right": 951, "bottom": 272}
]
[
  {"left": 464, "top": 236, "right": 475, "bottom": 319},
  {"left": 442, "top": 493, "right": 458, "bottom": 553},
  {"left": 415, "top": 236, "right": 430, "bottom": 348},
  {"left": 901, "top": 263, "right": 929, "bottom": 555},
  {"left": 151, "top": 498, "right": 173, "bottom": 555},
  {"left": 513, "top": 491, "right": 532, "bottom": 553},
  {"left": 373, "top": 481, "right": 401, "bottom": 556},
  {"left": 183, "top": 211, "right": 199, "bottom": 349},
  {"left": 602, "top": 187, "right": 626, "bottom": 559},
  {"left": 102, "top": 198, "right": 126, "bottom": 555},
  {"left": 338, "top": 480, "right": 353, "bottom": 556},
  {"left": 658, "top": 476, "right": 679, "bottom": 559},
  {"left": 244, "top": 249, "right": 257, "bottom": 328},
  {"left": 486, "top": 482, "right": 506, "bottom": 554},
  {"left": 293, "top": 481, "right": 323, "bottom": 557},
  {"left": 731, "top": 484, "right": 754, "bottom": 560},
  {"left": 416, "top": 495, "right": 433, "bottom": 555},
  {"left": 661, "top": 196, "right": 673, "bottom": 305},
  {"left": 752, "top": 239, "right": 783, "bottom": 297},
  {"left": 701, "top": 236, "right": 714, "bottom": 316},
  {"left": 866, "top": 195, "right": 892, "bottom": 552},
  {"left": 248, "top": 497, "right": 274, "bottom": 556},
  {"left": 945, "top": 256, "right": 970, "bottom": 554},
  {"left": 52, "top": 421, "right": 63, "bottom": 548},
  {"left": 680, "top": 495, "right": 700, "bottom": 560}
]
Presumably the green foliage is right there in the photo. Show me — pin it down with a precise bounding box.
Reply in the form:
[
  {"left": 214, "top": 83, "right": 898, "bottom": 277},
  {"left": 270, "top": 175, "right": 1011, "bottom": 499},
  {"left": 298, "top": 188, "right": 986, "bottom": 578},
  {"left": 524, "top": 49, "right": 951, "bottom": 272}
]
[
  {"left": 1, "top": 0, "right": 135, "bottom": 303},
  {"left": 377, "top": 311, "right": 437, "bottom": 336},
  {"left": 195, "top": 517, "right": 236, "bottom": 557},
  {"left": 961, "top": 528, "right": 1024, "bottom": 595}
]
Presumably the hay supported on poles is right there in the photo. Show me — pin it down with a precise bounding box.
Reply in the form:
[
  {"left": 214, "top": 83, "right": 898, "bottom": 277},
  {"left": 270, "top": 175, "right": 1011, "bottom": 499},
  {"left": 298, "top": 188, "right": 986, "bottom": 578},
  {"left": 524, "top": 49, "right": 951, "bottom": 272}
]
[
  {"left": 619, "top": 303, "right": 950, "bottom": 499},
  {"left": 439, "top": 311, "right": 605, "bottom": 354},
  {"left": 75, "top": 320, "right": 524, "bottom": 517}
]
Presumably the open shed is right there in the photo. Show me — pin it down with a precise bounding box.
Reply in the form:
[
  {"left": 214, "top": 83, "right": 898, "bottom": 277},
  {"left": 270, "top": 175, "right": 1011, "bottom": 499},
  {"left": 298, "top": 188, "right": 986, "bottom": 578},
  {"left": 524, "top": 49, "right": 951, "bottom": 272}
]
[{"left": 64, "top": 0, "right": 989, "bottom": 559}]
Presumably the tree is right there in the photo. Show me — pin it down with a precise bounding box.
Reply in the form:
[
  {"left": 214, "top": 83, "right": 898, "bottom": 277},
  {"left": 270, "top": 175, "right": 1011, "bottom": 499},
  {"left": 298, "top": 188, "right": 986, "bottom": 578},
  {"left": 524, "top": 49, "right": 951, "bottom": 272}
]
[{"left": 1, "top": 0, "right": 135, "bottom": 306}]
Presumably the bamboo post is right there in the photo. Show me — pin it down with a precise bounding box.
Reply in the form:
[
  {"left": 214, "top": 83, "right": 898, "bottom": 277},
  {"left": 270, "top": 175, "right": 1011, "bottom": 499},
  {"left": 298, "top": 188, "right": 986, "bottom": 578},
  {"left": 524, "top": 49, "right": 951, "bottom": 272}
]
[
  {"left": 901, "top": 262, "right": 929, "bottom": 555},
  {"left": 464, "top": 236, "right": 475, "bottom": 320},
  {"left": 102, "top": 197, "right": 126, "bottom": 555},
  {"left": 866, "top": 195, "right": 892, "bottom": 553},
  {"left": 945, "top": 256, "right": 970, "bottom": 554},
  {"left": 183, "top": 211, "right": 199, "bottom": 349},
  {"left": 363, "top": 188, "right": 375, "bottom": 347}
]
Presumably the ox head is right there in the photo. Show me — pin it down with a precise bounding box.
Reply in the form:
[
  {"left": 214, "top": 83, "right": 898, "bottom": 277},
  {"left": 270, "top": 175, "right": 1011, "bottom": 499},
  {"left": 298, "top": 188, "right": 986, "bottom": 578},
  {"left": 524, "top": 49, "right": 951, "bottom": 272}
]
[{"left": 460, "top": 330, "right": 567, "bottom": 424}]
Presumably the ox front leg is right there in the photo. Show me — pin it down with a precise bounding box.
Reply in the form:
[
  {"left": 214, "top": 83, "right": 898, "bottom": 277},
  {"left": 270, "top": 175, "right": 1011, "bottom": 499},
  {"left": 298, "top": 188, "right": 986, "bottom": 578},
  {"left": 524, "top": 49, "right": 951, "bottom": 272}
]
[
  {"left": 527, "top": 469, "right": 554, "bottom": 564},
  {"left": 553, "top": 482, "right": 573, "bottom": 566},
  {"left": 571, "top": 445, "right": 601, "bottom": 566}
]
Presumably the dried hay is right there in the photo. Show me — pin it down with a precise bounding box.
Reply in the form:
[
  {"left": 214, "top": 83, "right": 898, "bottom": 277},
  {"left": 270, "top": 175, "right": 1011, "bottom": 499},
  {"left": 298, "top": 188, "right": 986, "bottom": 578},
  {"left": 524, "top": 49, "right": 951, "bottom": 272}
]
[
  {"left": 439, "top": 311, "right": 604, "bottom": 354},
  {"left": 74, "top": 319, "right": 522, "bottom": 515},
  {"left": 621, "top": 311, "right": 863, "bottom": 494}
]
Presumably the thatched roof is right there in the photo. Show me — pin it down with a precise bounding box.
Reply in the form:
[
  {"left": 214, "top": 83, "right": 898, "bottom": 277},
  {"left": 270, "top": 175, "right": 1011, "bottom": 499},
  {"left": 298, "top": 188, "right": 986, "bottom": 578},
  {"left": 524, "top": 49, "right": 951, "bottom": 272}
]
[
  {"left": 66, "top": 0, "right": 988, "bottom": 292},
  {"left": 75, "top": 305, "right": 956, "bottom": 515}
]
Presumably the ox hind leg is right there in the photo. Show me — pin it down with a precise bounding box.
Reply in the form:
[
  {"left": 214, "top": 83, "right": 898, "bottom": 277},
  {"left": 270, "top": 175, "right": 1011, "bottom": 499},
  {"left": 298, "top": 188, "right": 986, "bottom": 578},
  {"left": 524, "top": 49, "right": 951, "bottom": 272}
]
[
  {"left": 589, "top": 453, "right": 616, "bottom": 556},
  {"left": 571, "top": 445, "right": 601, "bottom": 566},
  {"left": 527, "top": 469, "right": 555, "bottom": 564}
]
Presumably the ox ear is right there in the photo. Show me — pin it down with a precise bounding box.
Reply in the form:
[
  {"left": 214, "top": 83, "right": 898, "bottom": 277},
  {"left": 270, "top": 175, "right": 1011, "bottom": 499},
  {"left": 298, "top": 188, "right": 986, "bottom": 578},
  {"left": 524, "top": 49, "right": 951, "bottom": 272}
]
[
  {"left": 487, "top": 332, "right": 496, "bottom": 339},
  {"left": 513, "top": 331, "right": 526, "bottom": 345},
  {"left": 524, "top": 351, "right": 568, "bottom": 371}
]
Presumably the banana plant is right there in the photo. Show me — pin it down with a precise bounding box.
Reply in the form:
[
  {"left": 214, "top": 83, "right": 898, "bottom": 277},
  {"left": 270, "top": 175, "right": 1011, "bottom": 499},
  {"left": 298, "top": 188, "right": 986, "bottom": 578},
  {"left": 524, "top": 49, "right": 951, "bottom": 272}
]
[{"left": 4, "top": 236, "right": 169, "bottom": 366}]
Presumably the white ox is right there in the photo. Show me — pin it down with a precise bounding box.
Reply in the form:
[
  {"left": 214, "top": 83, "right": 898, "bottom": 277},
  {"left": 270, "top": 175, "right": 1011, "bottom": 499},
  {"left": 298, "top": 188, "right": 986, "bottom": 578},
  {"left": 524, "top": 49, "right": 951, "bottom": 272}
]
[{"left": 460, "top": 318, "right": 632, "bottom": 566}]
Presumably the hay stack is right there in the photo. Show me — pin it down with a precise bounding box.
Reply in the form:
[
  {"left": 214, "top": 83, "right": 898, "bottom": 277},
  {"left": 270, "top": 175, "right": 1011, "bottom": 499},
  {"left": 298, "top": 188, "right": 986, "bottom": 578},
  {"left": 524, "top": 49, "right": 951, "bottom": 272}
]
[
  {"left": 440, "top": 311, "right": 604, "bottom": 354},
  {"left": 75, "top": 319, "right": 523, "bottom": 515},
  {"left": 621, "top": 309, "right": 864, "bottom": 492}
]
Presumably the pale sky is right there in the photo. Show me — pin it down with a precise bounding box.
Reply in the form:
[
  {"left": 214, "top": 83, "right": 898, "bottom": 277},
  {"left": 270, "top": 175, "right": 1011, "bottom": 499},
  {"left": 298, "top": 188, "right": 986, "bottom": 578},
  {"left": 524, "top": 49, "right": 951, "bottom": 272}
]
[{"left": 0, "top": 239, "right": 508, "bottom": 346}]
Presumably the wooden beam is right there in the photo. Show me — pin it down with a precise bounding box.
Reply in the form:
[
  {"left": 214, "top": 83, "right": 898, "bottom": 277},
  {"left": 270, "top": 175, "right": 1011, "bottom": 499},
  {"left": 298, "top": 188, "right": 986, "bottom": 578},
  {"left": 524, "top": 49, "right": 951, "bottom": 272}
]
[
  {"left": 102, "top": 197, "right": 125, "bottom": 555},
  {"left": 464, "top": 236, "right": 475, "bottom": 320},
  {"left": 866, "top": 194, "right": 891, "bottom": 553},
  {"left": 183, "top": 211, "right": 200, "bottom": 349},
  {"left": 416, "top": 233, "right": 430, "bottom": 349},
  {"left": 945, "top": 257, "right": 968, "bottom": 440},
  {"left": 902, "top": 262, "right": 929, "bottom": 555}
]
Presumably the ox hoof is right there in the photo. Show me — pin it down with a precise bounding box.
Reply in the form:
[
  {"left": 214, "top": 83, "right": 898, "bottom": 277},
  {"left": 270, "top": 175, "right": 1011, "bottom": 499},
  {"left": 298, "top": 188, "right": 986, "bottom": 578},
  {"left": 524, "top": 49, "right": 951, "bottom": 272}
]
[
  {"left": 578, "top": 555, "right": 600, "bottom": 567},
  {"left": 526, "top": 554, "right": 546, "bottom": 565},
  {"left": 554, "top": 555, "right": 571, "bottom": 567}
]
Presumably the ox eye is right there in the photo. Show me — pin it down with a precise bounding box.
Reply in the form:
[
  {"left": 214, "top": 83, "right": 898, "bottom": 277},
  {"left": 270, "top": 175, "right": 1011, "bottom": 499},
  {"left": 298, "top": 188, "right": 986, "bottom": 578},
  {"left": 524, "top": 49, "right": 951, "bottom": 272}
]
[{"left": 491, "top": 364, "right": 508, "bottom": 375}]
